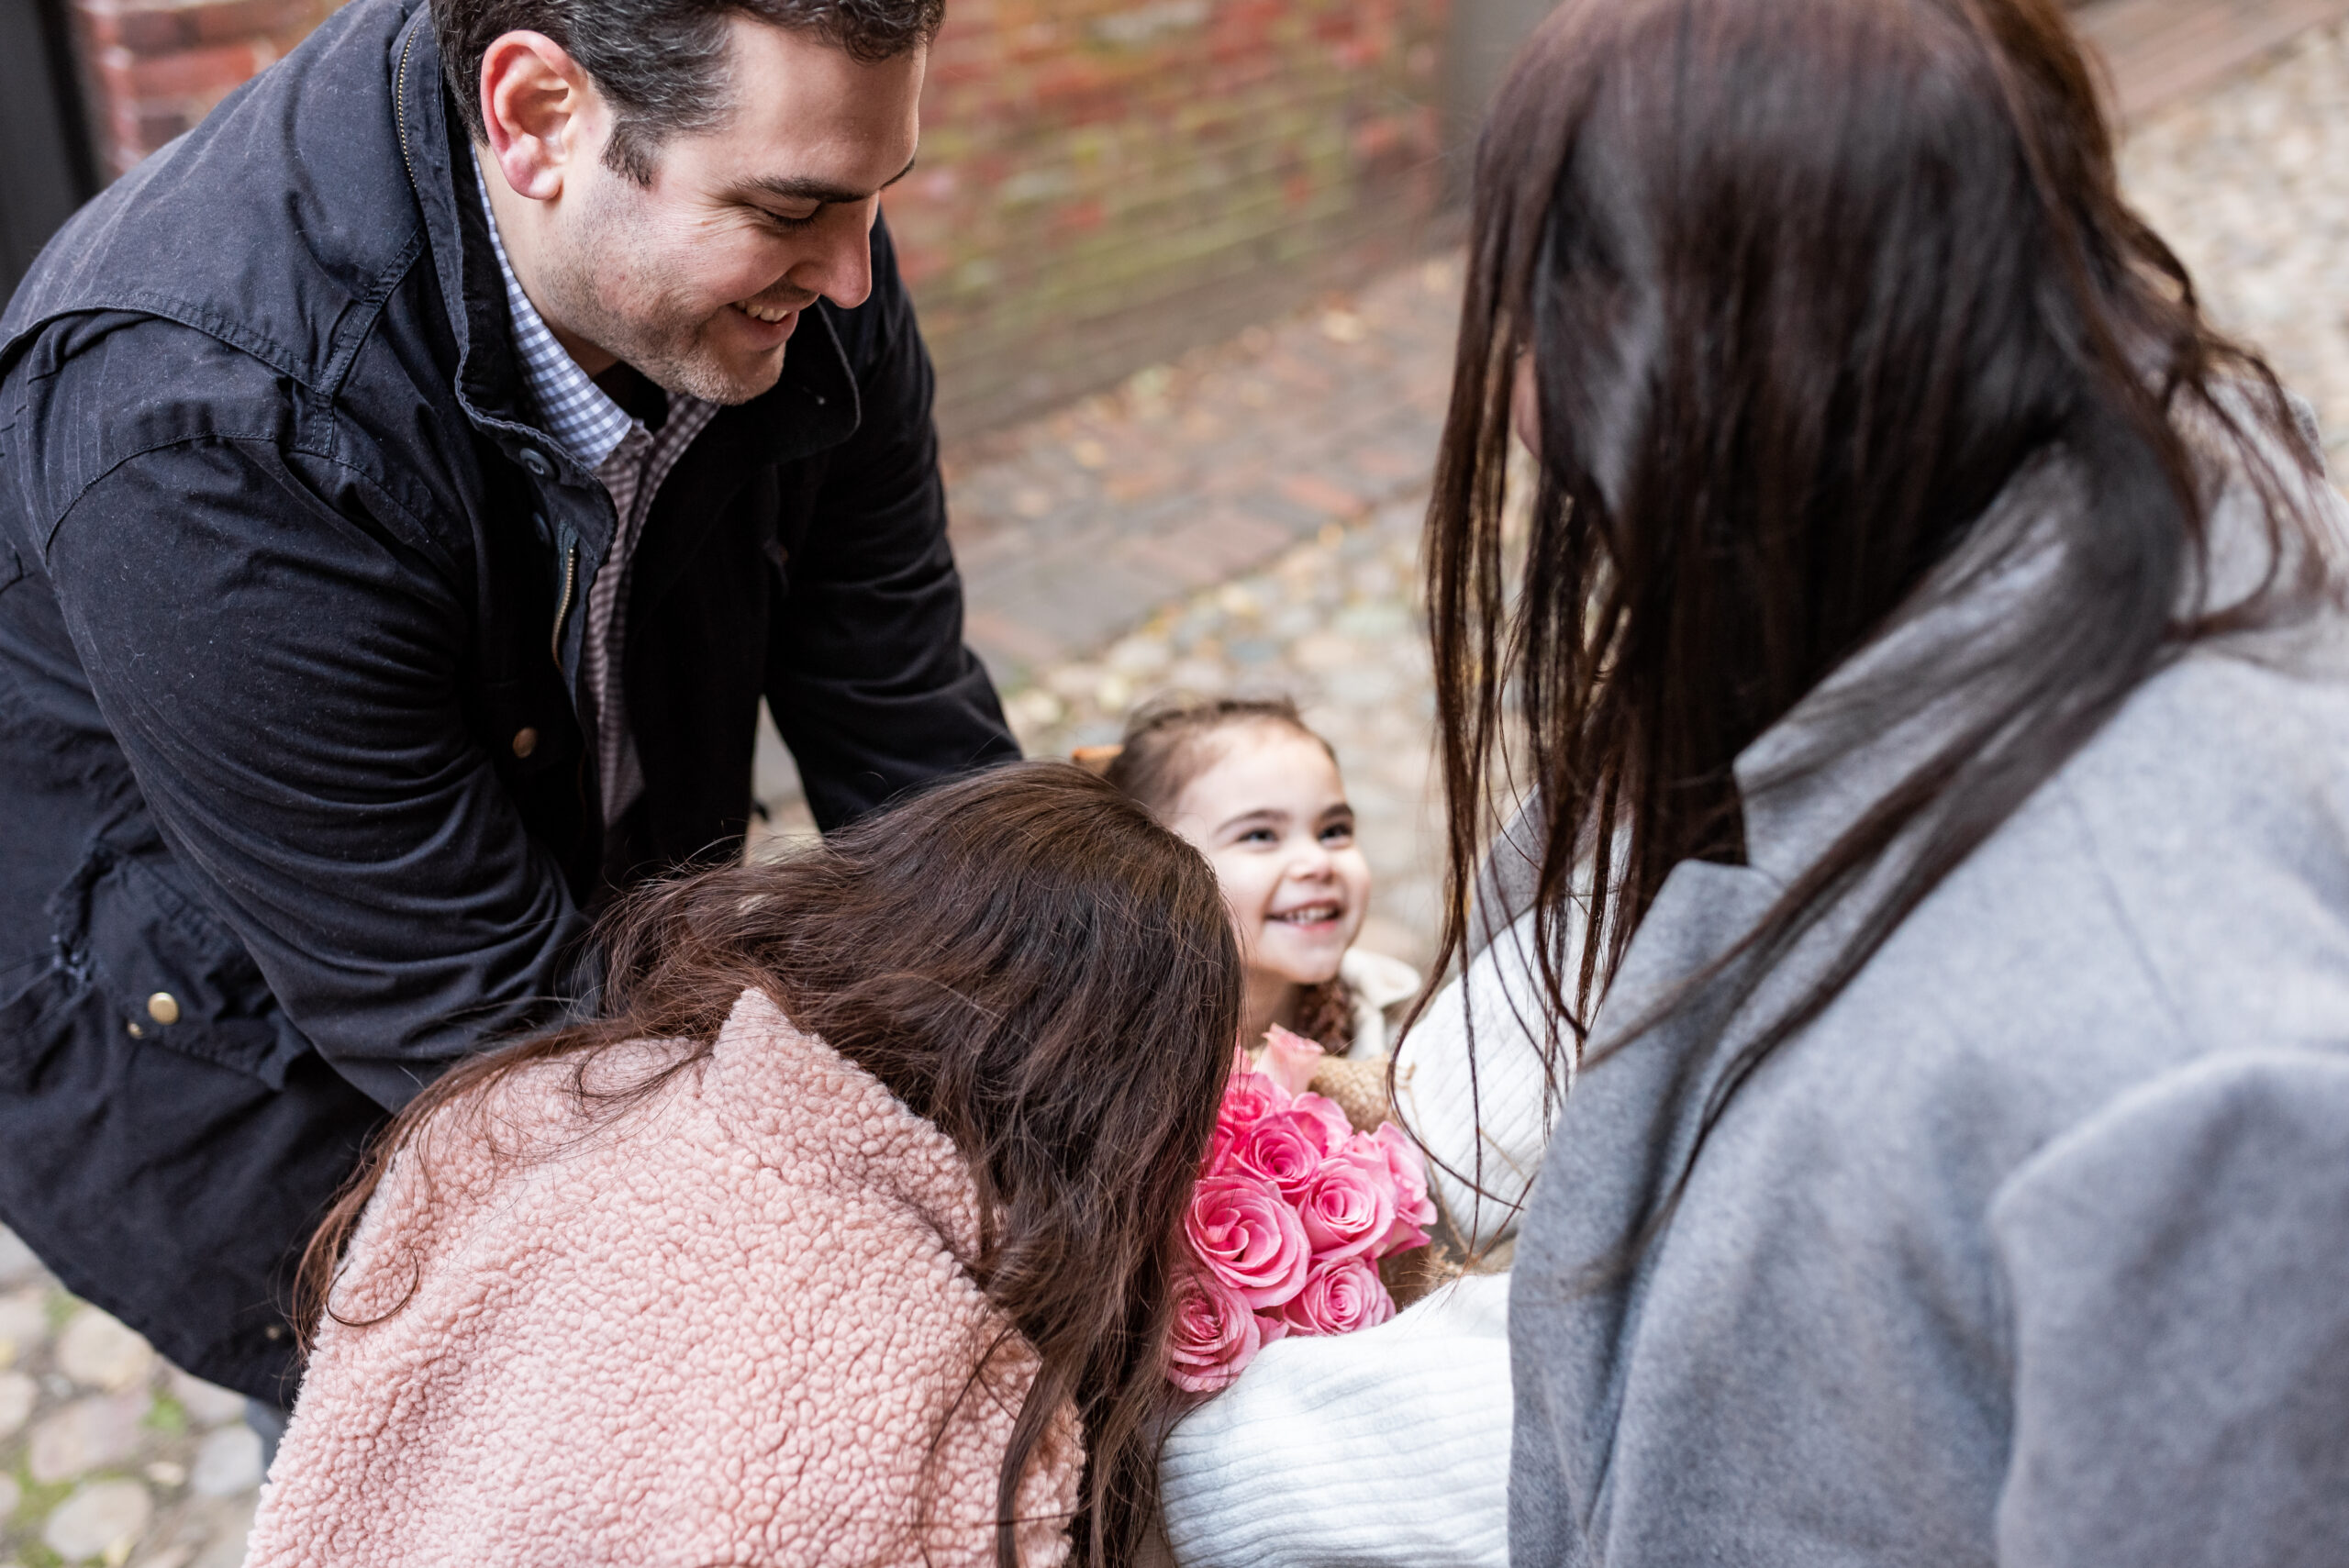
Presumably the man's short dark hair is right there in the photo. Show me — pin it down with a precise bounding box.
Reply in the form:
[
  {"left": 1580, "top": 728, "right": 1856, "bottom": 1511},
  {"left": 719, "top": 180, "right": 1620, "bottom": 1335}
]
[{"left": 434, "top": 0, "right": 945, "bottom": 183}]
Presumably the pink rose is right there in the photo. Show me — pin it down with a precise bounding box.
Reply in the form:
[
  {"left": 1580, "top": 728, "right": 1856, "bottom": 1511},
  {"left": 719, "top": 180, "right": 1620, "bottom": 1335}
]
[
  {"left": 1203, "top": 1117, "right": 1244, "bottom": 1178},
  {"left": 1276, "top": 1254, "right": 1397, "bottom": 1337},
  {"left": 1231, "top": 1113, "right": 1327, "bottom": 1201},
  {"left": 1257, "top": 1023, "right": 1326, "bottom": 1097},
  {"left": 1201, "top": 1118, "right": 1231, "bottom": 1176},
  {"left": 1371, "top": 1121, "right": 1437, "bottom": 1256},
  {"left": 1286, "top": 1092, "right": 1353, "bottom": 1154},
  {"left": 1187, "top": 1173, "right": 1310, "bottom": 1308},
  {"left": 1220, "top": 1049, "right": 1291, "bottom": 1130},
  {"left": 1378, "top": 1211, "right": 1433, "bottom": 1257},
  {"left": 1297, "top": 1137, "right": 1398, "bottom": 1262},
  {"left": 1167, "top": 1267, "right": 1264, "bottom": 1393}
]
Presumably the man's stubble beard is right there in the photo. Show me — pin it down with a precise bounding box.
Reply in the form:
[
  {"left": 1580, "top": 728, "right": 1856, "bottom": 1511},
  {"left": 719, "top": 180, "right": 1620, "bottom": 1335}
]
[{"left": 537, "top": 180, "right": 785, "bottom": 407}]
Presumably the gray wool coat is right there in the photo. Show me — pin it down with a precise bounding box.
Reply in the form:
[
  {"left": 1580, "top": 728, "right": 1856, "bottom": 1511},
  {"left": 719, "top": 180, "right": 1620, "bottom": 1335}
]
[{"left": 1508, "top": 451, "right": 2349, "bottom": 1568}]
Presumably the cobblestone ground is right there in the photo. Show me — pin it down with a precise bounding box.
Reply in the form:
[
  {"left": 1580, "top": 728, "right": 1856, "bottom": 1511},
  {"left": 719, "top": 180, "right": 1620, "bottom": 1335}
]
[
  {"left": 11, "top": 17, "right": 2349, "bottom": 1566},
  {"left": 965, "top": 256, "right": 1465, "bottom": 968},
  {"left": 757, "top": 476, "right": 1447, "bottom": 968},
  {"left": 0, "top": 1231, "right": 259, "bottom": 1568},
  {"left": 753, "top": 255, "right": 1463, "bottom": 969},
  {"left": 2121, "top": 18, "right": 2349, "bottom": 465},
  {"left": 999, "top": 492, "right": 1447, "bottom": 969}
]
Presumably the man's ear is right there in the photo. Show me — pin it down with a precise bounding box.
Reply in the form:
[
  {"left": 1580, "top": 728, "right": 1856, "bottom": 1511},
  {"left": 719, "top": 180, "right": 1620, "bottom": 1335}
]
[{"left": 479, "top": 30, "right": 603, "bottom": 201}]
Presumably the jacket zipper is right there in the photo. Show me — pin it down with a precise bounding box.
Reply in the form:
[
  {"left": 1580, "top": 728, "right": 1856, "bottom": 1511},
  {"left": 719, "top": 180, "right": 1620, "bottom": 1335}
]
[
  {"left": 549, "top": 532, "right": 578, "bottom": 668},
  {"left": 393, "top": 27, "right": 418, "bottom": 187}
]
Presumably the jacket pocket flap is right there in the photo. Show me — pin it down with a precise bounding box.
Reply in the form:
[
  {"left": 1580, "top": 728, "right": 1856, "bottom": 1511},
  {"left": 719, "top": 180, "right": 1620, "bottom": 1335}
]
[{"left": 54, "top": 840, "right": 307, "bottom": 1088}]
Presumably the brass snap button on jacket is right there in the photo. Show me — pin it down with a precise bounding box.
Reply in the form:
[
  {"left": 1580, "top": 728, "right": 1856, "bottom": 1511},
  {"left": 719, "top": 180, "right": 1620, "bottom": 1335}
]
[
  {"left": 146, "top": 992, "right": 180, "bottom": 1025},
  {"left": 511, "top": 727, "right": 540, "bottom": 759}
]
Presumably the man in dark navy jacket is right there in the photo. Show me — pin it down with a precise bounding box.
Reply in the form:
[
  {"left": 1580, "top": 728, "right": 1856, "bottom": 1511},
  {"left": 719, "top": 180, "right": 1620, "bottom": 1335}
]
[{"left": 0, "top": 0, "right": 1016, "bottom": 1402}]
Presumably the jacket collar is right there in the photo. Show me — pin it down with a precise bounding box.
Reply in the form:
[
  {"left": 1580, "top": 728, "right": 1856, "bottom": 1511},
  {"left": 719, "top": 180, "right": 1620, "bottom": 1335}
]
[
  {"left": 1468, "top": 440, "right": 2321, "bottom": 953},
  {"left": 1732, "top": 432, "right": 2349, "bottom": 884},
  {"left": 1729, "top": 457, "right": 2078, "bottom": 885},
  {"left": 708, "top": 987, "right": 982, "bottom": 1256},
  {"left": 471, "top": 165, "right": 644, "bottom": 470},
  {"left": 389, "top": 4, "right": 564, "bottom": 475}
]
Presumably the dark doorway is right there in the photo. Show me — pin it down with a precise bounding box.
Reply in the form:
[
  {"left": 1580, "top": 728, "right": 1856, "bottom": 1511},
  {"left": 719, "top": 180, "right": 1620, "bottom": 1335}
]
[{"left": 0, "top": 0, "right": 98, "bottom": 299}]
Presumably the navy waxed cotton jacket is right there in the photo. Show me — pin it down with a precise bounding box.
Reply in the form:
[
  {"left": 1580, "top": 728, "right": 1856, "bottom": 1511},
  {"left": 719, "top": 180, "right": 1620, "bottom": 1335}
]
[{"left": 0, "top": 0, "right": 1015, "bottom": 1401}]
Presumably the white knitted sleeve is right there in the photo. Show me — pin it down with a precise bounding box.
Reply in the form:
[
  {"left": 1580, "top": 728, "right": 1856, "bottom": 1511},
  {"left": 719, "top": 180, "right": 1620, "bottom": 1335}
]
[
  {"left": 1393, "top": 909, "right": 1572, "bottom": 1252},
  {"left": 1160, "top": 1275, "right": 1513, "bottom": 1568}
]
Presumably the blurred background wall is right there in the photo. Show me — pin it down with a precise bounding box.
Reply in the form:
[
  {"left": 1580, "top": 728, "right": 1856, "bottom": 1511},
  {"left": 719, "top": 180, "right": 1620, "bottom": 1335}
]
[
  {"left": 0, "top": 0, "right": 1560, "bottom": 434},
  {"left": 892, "top": 0, "right": 1450, "bottom": 431}
]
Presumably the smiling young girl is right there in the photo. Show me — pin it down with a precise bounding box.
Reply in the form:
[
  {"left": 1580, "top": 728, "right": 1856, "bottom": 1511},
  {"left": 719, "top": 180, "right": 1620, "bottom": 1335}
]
[{"left": 1102, "top": 696, "right": 1419, "bottom": 1058}]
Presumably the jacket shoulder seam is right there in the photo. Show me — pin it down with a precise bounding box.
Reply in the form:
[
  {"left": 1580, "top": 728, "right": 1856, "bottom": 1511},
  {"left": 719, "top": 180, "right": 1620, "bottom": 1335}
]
[
  {"left": 45, "top": 431, "right": 437, "bottom": 568},
  {"left": 30, "top": 294, "right": 309, "bottom": 390}
]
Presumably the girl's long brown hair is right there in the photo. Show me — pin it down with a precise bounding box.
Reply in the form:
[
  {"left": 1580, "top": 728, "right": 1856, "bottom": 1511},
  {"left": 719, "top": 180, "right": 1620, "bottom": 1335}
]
[
  {"left": 1423, "top": 0, "right": 2331, "bottom": 1248},
  {"left": 299, "top": 762, "right": 1241, "bottom": 1567}
]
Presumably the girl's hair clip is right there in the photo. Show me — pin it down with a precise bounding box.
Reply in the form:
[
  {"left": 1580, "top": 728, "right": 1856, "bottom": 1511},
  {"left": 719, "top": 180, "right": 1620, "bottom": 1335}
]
[{"left": 1070, "top": 743, "right": 1124, "bottom": 776}]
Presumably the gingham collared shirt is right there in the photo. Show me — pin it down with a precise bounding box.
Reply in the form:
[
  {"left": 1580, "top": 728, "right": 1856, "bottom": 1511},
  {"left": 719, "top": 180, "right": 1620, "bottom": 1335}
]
[{"left": 478, "top": 174, "right": 720, "bottom": 828}]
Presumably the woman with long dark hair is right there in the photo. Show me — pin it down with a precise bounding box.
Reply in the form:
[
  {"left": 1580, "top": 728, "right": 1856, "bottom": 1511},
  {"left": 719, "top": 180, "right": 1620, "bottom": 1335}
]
[
  {"left": 242, "top": 763, "right": 1239, "bottom": 1568},
  {"left": 1431, "top": 0, "right": 2349, "bottom": 1561}
]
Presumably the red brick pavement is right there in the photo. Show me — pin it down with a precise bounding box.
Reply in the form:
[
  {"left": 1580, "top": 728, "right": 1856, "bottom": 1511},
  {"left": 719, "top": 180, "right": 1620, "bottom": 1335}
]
[{"left": 946, "top": 254, "right": 1463, "bottom": 687}]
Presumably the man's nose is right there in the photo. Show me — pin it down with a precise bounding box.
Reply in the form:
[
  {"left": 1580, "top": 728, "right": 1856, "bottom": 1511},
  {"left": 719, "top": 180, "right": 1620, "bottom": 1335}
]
[{"left": 792, "top": 202, "right": 876, "bottom": 311}]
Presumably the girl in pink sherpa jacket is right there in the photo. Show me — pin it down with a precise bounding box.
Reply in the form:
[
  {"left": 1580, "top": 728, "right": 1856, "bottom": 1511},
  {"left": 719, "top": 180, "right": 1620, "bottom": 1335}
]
[{"left": 243, "top": 763, "right": 1241, "bottom": 1568}]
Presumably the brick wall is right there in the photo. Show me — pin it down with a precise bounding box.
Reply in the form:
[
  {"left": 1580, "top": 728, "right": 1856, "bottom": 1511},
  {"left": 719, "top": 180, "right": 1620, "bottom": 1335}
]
[
  {"left": 63, "top": 0, "right": 1457, "bottom": 432},
  {"left": 889, "top": 0, "right": 1454, "bottom": 432},
  {"left": 73, "top": 0, "right": 339, "bottom": 178}
]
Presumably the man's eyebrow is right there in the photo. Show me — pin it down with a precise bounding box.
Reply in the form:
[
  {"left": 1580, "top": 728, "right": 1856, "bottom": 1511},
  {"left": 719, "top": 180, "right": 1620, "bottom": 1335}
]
[{"left": 739, "top": 154, "right": 918, "bottom": 207}]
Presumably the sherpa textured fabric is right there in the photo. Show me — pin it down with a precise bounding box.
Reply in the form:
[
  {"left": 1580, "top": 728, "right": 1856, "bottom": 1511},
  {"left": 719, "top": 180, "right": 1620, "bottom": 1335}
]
[{"left": 243, "top": 987, "right": 1078, "bottom": 1567}]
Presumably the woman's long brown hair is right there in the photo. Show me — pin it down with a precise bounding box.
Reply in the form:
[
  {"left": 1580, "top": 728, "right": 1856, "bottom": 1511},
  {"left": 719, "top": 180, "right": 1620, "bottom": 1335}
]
[
  {"left": 1422, "top": 0, "right": 2331, "bottom": 1250},
  {"left": 298, "top": 762, "right": 1241, "bottom": 1567}
]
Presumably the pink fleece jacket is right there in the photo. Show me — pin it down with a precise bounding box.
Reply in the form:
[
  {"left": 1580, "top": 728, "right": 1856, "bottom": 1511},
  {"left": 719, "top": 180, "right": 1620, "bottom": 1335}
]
[{"left": 243, "top": 988, "right": 1079, "bottom": 1567}]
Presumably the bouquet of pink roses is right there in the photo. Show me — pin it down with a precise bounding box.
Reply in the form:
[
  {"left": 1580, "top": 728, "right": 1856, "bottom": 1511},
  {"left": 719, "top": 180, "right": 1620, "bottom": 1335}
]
[{"left": 1168, "top": 1026, "right": 1437, "bottom": 1393}]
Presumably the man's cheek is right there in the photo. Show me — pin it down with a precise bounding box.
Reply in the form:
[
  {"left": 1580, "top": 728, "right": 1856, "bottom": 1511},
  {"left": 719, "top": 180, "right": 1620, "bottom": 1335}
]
[{"left": 696, "top": 238, "right": 805, "bottom": 306}]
